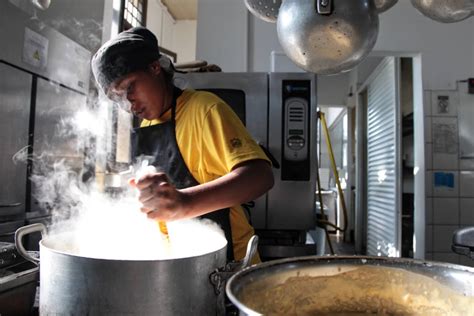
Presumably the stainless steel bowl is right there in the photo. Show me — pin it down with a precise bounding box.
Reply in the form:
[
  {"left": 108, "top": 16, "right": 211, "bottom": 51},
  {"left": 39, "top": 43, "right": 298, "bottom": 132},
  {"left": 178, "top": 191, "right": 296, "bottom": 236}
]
[{"left": 226, "top": 256, "right": 474, "bottom": 315}]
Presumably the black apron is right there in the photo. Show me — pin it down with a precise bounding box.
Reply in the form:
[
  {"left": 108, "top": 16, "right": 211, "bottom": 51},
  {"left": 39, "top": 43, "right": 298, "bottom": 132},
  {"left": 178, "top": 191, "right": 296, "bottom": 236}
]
[{"left": 132, "top": 87, "right": 234, "bottom": 260}]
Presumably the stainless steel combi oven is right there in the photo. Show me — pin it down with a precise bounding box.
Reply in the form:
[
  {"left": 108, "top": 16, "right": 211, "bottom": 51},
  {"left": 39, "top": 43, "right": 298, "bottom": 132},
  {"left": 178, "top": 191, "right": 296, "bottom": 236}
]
[{"left": 175, "top": 72, "right": 318, "bottom": 258}]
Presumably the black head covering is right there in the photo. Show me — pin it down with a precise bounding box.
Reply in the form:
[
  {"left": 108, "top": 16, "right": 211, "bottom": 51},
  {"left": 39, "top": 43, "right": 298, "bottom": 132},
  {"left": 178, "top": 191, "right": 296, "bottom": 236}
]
[{"left": 91, "top": 27, "right": 161, "bottom": 94}]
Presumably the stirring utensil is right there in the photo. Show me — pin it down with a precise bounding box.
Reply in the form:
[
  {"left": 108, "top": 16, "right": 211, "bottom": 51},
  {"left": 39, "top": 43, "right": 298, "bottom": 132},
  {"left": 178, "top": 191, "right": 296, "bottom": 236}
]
[{"left": 133, "top": 160, "right": 170, "bottom": 240}]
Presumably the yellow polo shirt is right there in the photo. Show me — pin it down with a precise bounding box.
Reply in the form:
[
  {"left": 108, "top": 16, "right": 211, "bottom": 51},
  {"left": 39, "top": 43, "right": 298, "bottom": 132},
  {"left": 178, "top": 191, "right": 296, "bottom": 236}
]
[{"left": 141, "top": 89, "right": 269, "bottom": 261}]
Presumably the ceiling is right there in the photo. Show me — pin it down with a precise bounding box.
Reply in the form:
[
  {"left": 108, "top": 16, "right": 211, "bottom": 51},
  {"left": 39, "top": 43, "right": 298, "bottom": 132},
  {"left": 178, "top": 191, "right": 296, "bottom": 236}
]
[{"left": 161, "top": 0, "right": 197, "bottom": 20}]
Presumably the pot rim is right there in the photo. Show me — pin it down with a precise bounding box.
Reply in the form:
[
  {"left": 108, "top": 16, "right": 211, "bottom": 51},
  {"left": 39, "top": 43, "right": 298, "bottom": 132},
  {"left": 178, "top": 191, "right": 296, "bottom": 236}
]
[
  {"left": 39, "top": 237, "right": 227, "bottom": 263},
  {"left": 225, "top": 255, "right": 474, "bottom": 315}
]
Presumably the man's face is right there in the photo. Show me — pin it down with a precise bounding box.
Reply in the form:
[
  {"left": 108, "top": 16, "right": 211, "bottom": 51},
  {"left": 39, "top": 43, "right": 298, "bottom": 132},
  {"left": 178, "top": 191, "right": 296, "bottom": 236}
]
[{"left": 108, "top": 63, "right": 165, "bottom": 120}]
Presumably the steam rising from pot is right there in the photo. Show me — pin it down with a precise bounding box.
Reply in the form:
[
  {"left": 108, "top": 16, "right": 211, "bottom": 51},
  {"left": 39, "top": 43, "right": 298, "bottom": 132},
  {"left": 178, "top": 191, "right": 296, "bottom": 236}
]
[{"left": 16, "top": 94, "right": 226, "bottom": 261}]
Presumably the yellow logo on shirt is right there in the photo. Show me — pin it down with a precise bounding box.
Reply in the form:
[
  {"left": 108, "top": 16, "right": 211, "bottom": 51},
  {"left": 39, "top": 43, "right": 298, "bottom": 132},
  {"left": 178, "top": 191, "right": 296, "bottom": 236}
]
[{"left": 230, "top": 138, "right": 242, "bottom": 148}]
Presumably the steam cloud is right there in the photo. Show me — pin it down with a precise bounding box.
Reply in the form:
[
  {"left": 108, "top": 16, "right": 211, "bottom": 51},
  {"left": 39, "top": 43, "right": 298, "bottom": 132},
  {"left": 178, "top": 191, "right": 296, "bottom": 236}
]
[{"left": 16, "top": 93, "right": 226, "bottom": 260}]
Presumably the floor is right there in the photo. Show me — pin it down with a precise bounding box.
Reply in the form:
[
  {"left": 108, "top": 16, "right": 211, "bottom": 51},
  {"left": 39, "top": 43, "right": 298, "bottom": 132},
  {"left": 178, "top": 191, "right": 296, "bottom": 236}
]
[{"left": 327, "top": 233, "right": 356, "bottom": 256}]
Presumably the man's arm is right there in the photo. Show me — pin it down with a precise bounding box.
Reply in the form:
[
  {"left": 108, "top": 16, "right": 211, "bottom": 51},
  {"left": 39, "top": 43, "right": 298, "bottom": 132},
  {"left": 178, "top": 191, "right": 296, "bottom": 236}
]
[{"left": 132, "top": 159, "right": 274, "bottom": 221}]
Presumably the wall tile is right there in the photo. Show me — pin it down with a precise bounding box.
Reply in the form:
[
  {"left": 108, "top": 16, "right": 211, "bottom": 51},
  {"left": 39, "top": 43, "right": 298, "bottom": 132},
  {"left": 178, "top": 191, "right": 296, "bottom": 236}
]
[
  {"left": 432, "top": 252, "right": 460, "bottom": 265},
  {"left": 433, "top": 198, "right": 459, "bottom": 225},
  {"left": 423, "top": 90, "right": 432, "bottom": 116},
  {"left": 460, "top": 198, "right": 474, "bottom": 225},
  {"left": 426, "top": 170, "right": 433, "bottom": 197},
  {"left": 433, "top": 153, "right": 459, "bottom": 170},
  {"left": 425, "top": 197, "right": 433, "bottom": 225},
  {"left": 459, "top": 171, "right": 474, "bottom": 197},
  {"left": 424, "top": 116, "right": 432, "bottom": 143},
  {"left": 460, "top": 159, "right": 474, "bottom": 170},
  {"left": 425, "top": 143, "right": 432, "bottom": 170},
  {"left": 431, "top": 116, "right": 458, "bottom": 155},
  {"left": 432, "top": 170, "right": 459, "bottom": 197},
  {"left": 433, "top": 225, "right": 459, "bottom": 252},
  {"left": 431, "top": 90, "right": 459, "bottom": 117},
  {"left": 425, "top": 224, "right": 433, "bottom": 252}
]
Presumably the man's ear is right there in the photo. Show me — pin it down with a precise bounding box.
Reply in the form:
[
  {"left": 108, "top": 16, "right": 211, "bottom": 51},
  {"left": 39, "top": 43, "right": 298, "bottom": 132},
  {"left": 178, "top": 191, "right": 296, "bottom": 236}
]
[{"left": 149, "top": 60, "right": 162, "bottom": 75}]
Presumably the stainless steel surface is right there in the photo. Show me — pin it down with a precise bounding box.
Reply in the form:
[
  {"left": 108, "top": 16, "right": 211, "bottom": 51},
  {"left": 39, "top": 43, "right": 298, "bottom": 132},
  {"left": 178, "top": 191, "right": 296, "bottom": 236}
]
[
  {"left": 0, "top": 261, "right": 39, "bottom": 316},
  {"left": 16, "top": 223, "right": 228, "bottom": 315},
  {"left": 268, "top": 72, "right": 317, "bottom": 230},
  {"left": 174, "top": 72, "right": 269, "bottom": 229},
  {"left": 0, "top": 62, "right": 32, "bottom": 219},
  {"left": 226, "top": 256, "right": 474, "bottom": 315},
  {"left": 458, "top": 82, "right": 474, "bottom": 158},
  {"left": 0, "top": 221, "right": 27, "bottom": 243},
  {"left": 452, "top": 226, "right": 474, "bottom": 258},
  {"left": 244, "top": 0, "right": 282, "bottom": 23},
  {"left": 240, "top": 235, "right": 259, "bottom": 269},
  {"left": 0, "top": 1, "right": 91, "bottom": 94},
  {"left": 375, "top": 0, "right": 398, "bottom": 13},
  {"left": 277, "top": 0, "right": 379, "bottom": 75},
  {"left": 0, "top": 203, "right": 22, "bottom": 208},
  {"left": 410, "top": 0, "right": 474, "bottom": 23}
]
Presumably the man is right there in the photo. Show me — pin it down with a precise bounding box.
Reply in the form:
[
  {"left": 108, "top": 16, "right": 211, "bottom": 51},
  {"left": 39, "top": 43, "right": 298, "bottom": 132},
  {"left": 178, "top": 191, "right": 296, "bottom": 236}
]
[{"left": 91, "top": 27, "right": 274, "bottom": 261}]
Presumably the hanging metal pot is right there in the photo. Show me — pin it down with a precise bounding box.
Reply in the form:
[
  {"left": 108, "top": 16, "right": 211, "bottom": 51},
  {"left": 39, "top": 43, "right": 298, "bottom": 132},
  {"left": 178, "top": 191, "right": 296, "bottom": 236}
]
[
  {"left": 374, "top": 0, "right": 398, "bottom": 14},
  {"left": 244, "top": 0, "right": 282, "bottom": 23},
  {"left": 410, "top": 0, "right": 474, "bottom": 23},
  {"left": 277, "top": 0, "right": 379, "bottom": 75}
]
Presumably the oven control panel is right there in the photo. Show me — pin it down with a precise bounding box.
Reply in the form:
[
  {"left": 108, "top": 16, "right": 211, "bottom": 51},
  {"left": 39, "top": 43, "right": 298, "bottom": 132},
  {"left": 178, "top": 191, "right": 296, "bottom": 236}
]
[{"left": 284, "top": 97, "right": 308, "bottom": 161}]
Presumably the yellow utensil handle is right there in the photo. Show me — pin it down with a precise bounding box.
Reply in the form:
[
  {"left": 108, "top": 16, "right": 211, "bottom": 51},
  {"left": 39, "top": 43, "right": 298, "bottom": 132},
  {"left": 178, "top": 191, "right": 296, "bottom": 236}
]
[{"left": 158, "top": 221, "right": 169, "bottom": 236}]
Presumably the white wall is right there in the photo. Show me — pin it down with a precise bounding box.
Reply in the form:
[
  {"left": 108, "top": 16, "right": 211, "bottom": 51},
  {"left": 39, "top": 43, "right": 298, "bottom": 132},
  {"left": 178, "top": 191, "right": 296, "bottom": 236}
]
[
  {"left": 146, "top": 0, "right": 164, "bottom": 43},
  {"left": 374, "top": 1, "right": 474, "bottom": 90},
  {"left": 173, "top": 20, "right": 197, "bottom": 63},
  {"left": 196, "top": 0, "right": 248, "bottom": 71},
  {"left": 146, "top": 0, "right": 174, "bottom": 51},
  {"left": 146, "top": 0, "right": 196, "bottom": 63}
]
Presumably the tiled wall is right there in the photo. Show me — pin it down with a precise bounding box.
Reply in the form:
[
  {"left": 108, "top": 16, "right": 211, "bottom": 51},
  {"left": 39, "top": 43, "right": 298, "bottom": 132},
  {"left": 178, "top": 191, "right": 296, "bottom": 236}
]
[{"left": 424, "top": 90, "right": 474, "bottom": 267}]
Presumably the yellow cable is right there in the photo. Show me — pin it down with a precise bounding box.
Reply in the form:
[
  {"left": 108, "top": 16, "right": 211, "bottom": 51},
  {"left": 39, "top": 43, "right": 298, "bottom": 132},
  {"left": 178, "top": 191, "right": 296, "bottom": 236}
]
[{"left": 317, "top": 111, "right": 349, "bottom": 233}]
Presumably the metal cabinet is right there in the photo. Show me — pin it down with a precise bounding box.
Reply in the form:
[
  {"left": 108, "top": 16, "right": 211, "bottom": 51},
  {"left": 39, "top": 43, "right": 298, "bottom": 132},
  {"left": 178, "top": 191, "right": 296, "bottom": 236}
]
[{"left": 0, "top": 62, "right": 32, "bottom": 220}]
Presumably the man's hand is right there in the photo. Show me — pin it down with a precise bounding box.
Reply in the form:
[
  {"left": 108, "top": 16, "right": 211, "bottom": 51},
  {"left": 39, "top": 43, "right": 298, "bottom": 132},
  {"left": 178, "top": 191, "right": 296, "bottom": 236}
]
[{"left": 129, "top": 173, "right": 190, "bottom": 221}]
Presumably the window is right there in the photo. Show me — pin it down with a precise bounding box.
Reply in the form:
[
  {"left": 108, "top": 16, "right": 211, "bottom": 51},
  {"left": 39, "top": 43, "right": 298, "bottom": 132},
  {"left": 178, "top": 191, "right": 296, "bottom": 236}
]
[{"left": 121, "top": 0, "right": 147, "bottom": 30}]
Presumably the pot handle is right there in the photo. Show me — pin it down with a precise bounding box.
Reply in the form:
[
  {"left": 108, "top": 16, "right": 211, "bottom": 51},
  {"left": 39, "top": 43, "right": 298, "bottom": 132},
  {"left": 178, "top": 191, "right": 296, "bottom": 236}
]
[
  {"left": 210, "top": 235, "right": 260, "bottom": 295},
  {"left": 15, "top": 223, "right": 46, "bottom": 264},
  {"left": 240, "top": 235, "right": 259, "bottom": 269}
]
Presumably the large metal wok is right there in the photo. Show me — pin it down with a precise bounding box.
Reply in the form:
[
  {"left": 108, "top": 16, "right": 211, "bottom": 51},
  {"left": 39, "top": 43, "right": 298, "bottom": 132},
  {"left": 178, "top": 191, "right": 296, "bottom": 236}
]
[
  {"left": 15, "top": 223, "right": 258, "bottom": 316},
  {"left": 226, "top": 256, "right": 474, "bottom": 315}
]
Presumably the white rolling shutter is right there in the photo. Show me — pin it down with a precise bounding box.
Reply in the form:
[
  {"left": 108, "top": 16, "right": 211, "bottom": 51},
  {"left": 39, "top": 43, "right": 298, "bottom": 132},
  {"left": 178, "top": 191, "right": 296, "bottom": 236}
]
[{"left": 366, "top": 57, "right": 401, "bottom": 257}]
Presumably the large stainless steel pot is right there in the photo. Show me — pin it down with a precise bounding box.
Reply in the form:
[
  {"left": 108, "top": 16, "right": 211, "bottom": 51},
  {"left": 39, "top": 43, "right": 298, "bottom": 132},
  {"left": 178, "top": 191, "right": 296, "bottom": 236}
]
[
  {"left": 226, "top": 256, "right": 474, "bottom": 315},
  {"left": 15, "top": 223, "right": 257, "bottom": 316}
]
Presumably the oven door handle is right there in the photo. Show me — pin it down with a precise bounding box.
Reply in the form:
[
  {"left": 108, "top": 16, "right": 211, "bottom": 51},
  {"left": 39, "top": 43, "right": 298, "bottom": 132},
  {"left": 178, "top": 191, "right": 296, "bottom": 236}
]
[{"left": 0, "top": 202, "right": 22, "bottom": 208}]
